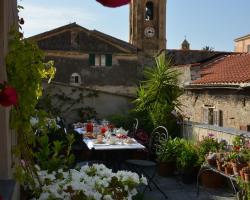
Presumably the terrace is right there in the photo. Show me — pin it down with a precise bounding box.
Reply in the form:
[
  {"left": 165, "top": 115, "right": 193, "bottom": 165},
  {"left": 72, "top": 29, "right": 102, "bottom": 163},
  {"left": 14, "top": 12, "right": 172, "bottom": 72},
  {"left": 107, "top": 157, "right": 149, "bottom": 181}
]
[{"left": 0, "top": 0, "right": 250, "bottom": 200}]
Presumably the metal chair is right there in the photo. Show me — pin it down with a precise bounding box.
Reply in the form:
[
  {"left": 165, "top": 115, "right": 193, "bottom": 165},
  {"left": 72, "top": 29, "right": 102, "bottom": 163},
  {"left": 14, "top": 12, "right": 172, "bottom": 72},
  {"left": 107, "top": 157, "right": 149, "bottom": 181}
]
[
  {"left": 126, "top": 126, "right": 168, "bottom": 199},
  {"left": 129, "top": 118, "right": 139, "bottom": 138}
]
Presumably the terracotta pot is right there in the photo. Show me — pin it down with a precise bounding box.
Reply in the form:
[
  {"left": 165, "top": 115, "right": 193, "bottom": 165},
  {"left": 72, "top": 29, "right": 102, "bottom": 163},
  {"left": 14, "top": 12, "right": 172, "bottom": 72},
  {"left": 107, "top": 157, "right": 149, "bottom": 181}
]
[
  {"left": 240, "top": 170, "right": 245, "bottom": 181},
  {"left": 232, "top": 162, "right": 248, "bottom": 176},
  {"left": 224, "top": 166, "right": 233, "bottom": 175},
  {"left": 244, "top": 173, "right": 250, "bottom": 183},
  {"left": 206, "top": 158, "right": 216, "bottom": 167},
  {"left": 157, "top": 161, "right": 176, "bottom": 176},
  {"left": 216, "top": 160, "right": 224, "bottom": 172},
  {"left": 201, "top": 171, "right": 224, "bottom": 188}
]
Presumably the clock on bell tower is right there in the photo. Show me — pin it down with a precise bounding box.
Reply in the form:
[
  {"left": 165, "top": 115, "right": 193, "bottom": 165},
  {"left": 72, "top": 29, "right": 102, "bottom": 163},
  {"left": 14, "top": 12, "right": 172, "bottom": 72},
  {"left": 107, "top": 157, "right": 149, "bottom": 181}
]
[{"left": 129, "top": 0, "right": 166, "bottom": 54}]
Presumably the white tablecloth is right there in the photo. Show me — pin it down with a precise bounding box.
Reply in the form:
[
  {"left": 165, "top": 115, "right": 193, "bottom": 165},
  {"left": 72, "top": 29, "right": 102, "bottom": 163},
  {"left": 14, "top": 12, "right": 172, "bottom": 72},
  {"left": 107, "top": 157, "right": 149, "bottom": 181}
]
[{"left": 83, "top": 139, "right": 145, "bottom": 150}]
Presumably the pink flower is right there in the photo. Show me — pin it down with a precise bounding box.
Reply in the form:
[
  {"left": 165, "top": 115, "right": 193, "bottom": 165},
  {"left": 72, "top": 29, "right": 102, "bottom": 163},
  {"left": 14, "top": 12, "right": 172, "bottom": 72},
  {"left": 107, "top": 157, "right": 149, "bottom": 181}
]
[
  {"left": 96, "top": 0, "right": 130, "bottom": 7},
  {"left": 208, "top": 133, "right": 214, "bottom": 137},
  {"left": 0, "top": 84, "right": 18, "bottom": 107}
]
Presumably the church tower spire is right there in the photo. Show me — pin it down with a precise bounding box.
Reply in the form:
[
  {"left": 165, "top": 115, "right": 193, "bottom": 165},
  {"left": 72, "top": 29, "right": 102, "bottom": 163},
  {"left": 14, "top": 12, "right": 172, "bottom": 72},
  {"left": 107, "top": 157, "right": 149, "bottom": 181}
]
[{"left": 129, "top": 0, "right": 166, "bottom": 54}]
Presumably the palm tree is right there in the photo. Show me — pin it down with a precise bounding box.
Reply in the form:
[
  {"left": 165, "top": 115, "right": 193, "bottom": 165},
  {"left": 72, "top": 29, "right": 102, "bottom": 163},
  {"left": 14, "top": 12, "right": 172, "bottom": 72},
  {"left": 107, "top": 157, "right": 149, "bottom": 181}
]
[{"left": 134, "top": 54, "right": 183, "bottom": 133}]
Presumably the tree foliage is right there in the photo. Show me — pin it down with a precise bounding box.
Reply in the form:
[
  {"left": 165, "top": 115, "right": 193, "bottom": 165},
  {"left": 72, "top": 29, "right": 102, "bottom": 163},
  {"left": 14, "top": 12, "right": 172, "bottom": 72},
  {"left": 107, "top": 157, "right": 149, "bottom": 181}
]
[{"left": 134, "top": 54, "right": 183, "bottom": 133}]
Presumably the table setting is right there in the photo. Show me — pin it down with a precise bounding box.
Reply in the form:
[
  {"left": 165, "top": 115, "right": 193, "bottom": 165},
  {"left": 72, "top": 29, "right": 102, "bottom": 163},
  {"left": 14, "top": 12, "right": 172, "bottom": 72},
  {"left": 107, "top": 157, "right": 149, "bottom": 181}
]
[{"left": 73, "top": 120, "right": 145, "bottom": 150}]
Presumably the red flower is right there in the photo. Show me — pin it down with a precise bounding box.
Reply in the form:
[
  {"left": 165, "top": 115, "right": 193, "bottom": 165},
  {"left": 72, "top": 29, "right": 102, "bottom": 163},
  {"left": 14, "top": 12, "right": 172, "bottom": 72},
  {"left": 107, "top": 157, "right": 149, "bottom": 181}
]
[
  {"left": 101, "top": 126, "right": 107, "bottom": 134},
  {"left": 0, "top": 85, "right": 18, "bottom": 107},
  {"left": 96, "top": 0, "right": 130, "bottom": 7}
]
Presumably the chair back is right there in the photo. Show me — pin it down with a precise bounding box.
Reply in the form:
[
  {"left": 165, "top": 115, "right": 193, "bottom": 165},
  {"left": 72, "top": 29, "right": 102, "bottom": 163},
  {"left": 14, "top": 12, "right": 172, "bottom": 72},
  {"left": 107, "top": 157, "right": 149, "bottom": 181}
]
[
  {"left": 129, "top": 118, "right": 139, "bottom": 137},
  {"left": 148, "top": 126, "right": 168, "bottom": 158}
]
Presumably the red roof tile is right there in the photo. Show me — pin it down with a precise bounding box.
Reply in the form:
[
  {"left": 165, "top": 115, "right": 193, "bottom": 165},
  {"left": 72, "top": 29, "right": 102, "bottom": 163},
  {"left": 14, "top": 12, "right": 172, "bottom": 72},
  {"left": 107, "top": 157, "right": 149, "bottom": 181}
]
[{"left": 192, "top": 53, "right": 250, "bottom": 85}]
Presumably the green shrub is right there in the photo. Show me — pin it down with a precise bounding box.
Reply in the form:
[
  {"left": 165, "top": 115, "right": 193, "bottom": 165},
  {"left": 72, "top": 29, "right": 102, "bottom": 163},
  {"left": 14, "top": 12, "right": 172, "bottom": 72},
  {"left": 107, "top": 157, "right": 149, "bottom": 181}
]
[
  {"left": 34, "top": 126, "right": 75, "bottom": 172},
  {"left": 133, "top": 54, "right": 183, "bottom": 136},
  {"left": 106, "top": 114, "right": 134, "bottom": 131},
  {"left": 176, "top": 139, "right": 199, "bottom": 170},
  {"left": 156, "top": 137, "right": 182, "bottom": 162},
  {"left": 197, "top": 136, "right": 220, "bottom": 165}
]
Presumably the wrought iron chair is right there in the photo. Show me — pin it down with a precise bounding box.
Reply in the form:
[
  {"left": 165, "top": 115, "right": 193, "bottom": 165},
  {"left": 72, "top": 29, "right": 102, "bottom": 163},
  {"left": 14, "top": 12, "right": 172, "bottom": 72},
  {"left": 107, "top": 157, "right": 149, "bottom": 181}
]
[
  {"left": 126, "top": 126, "right": 168, "bottom": 199},
  {"left": 129, "top": 118, "right": 139, "bottom": 138}
]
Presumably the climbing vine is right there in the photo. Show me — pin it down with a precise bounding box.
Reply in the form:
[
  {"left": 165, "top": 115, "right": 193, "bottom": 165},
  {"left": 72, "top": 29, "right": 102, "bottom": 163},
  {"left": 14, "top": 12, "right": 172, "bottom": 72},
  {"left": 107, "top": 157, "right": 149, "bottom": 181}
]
[{"left": 6, "top": 22, "right": 55, "bottom": 182}]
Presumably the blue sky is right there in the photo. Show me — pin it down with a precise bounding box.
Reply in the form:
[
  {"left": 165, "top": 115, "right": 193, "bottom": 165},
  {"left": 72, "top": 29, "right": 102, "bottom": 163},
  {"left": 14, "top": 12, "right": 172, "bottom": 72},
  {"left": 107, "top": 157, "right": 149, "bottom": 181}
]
[{"left": 20, "top": 0, "right": 250, "bottom": 51}]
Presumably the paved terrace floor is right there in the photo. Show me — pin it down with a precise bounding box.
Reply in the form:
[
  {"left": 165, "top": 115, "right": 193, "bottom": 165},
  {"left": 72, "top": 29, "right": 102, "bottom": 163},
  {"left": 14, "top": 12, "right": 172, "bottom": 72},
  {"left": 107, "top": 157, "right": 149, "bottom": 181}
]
[{"left": 140, "top": 174, "right": 236, "bottom": 200}]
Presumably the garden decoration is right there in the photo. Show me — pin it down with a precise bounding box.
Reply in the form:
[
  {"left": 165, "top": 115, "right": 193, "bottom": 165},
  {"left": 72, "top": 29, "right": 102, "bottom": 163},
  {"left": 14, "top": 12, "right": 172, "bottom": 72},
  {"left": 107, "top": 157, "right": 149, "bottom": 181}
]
[
  {"left": 0, "top": 82, "right": 18, "bottom": 107},
  {"left": 96, "top": 0, "right": 130, "bottom": 7}
]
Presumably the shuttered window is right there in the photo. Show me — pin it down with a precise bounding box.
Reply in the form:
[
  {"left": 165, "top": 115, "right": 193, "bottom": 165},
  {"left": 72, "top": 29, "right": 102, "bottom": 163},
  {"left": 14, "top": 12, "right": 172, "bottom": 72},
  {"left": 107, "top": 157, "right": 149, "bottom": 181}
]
[
  {"left": 101, "top": 55, "right": 106, "bottom": 66},
  {"left": 202, "top": 107, "right": 208, "bottom": 124},
  {"left": 105, "top": 54, "right": 112, "bottom": 66},
  {"left": 219, "top": 110, "right": 223, "bottom": 126},
  {"left": 203, "top": 106, "right": 223, "bottom": 127},
  {"left": 213, "top": 109, "right": 219, "bottom": 126},
  {"left": 89, "top": 54, "right": 95, "bottom": 66},
  {"left": 89, "top": 54, "right": 112, "bottom": 67}
]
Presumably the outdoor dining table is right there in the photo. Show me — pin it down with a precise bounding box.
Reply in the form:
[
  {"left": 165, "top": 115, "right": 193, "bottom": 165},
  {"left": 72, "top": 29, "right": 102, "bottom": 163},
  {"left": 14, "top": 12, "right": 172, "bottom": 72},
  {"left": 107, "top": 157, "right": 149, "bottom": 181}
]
[
  {"left": 83, "top": 138, "right": 145, "bottom": 150},
  {"left": 82, "top": 137, "right": 145, "bottom": 171}
]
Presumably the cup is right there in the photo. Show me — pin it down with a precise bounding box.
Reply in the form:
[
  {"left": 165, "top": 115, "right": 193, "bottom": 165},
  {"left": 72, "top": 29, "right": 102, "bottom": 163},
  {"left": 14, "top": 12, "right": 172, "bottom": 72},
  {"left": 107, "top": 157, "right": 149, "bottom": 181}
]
[
  {"left": 97, "top": 135, "right": 103, "bottom": 143},
  {"left": 86, "top": 121, "right": 93, "bottom": 132}
]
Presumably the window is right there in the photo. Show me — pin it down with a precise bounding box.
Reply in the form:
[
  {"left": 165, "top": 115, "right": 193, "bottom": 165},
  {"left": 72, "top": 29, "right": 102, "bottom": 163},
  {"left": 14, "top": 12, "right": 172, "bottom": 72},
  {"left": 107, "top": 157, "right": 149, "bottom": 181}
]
[
  {"left": 89, "top": 54, "right": 112, "bottom": 67},
  {"left": 145, "top": 1, "right": 154, "bottom": 21},
  {"left": 202, "top": 106, "right": 223, "bottom": 126},
  {"left": 70, "top": 73, "right": 81, "bottom": 85},
  {"left": 247, "top": 45, "right": 250, "bottom": 52}
]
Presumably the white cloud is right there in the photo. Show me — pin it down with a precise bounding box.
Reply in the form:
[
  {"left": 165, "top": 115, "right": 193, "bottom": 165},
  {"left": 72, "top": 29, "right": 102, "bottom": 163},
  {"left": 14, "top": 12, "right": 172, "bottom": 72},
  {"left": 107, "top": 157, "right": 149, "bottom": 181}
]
[{"left": 19, "top": 3, "right": 97, "bottom": 37}]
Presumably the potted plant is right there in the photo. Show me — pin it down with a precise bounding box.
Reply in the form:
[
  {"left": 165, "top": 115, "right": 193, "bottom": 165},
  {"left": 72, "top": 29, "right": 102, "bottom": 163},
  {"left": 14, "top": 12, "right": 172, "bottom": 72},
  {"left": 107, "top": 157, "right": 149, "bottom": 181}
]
[
  {"left": 197, "top": 135, "right": 228, "bottom": 188},
  {"left": 197, "top": 135, "right": 220, "bottom": 167},
  {"left": 156, "top": 137, "right": 181, "bottom": 176},
  {"left": 228, "top": 152, "right": 248, "bottom": 176},
  {"left": 242, "top": 166, "right": 250, "bottom": 183},
  {"left": 176, "top": 139, "right": 199, "bottom": 184}
]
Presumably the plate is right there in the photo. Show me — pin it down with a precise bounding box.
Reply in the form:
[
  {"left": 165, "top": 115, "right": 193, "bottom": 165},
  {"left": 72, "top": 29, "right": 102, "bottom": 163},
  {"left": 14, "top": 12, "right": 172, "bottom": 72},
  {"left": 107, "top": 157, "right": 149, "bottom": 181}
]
[{"left": 93, "top": 143, "right": 110, "bottom": 146}]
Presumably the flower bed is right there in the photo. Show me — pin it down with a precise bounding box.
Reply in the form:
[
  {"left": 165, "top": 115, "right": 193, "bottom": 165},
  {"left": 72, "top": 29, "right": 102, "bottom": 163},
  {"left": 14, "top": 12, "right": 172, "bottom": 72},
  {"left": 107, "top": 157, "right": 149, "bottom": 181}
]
[{"left": 32, "top": 164, "right": 147, "bottom": 200}]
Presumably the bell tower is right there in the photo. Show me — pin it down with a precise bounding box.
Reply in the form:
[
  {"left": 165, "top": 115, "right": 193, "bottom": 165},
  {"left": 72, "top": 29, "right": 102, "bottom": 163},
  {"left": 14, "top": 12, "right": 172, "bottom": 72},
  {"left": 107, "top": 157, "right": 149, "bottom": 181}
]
[{"left": 129, "top": 0, "right": 166, "bottom": 54}]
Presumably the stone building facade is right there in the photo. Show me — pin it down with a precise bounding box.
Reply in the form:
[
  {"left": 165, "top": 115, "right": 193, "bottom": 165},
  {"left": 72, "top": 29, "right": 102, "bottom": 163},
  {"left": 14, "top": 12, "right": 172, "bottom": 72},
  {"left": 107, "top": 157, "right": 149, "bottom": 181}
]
[
  {"left": 29, "top": 23, "right": 140, "bottom": 96},
  {"left": 177, "top": 53, "right": 250, "bottom": 141},
  {"left": 235, "top": 34, "right": 250, "bottom": 52}
]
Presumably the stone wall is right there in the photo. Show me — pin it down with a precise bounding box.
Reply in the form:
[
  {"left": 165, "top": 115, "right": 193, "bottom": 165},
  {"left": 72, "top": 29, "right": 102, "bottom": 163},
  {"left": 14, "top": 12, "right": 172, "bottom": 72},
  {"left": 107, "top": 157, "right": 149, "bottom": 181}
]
[
  {"left": 179, "top": 89, "right": 250, "bottom": 132},
  {"left": 180, "top": 89, "right": 250, "bottom": 143},
  {"left": 182, "top": 121, "right": 250, "bottom": 144},
  {"left": 43, "top": 82, "right": 134, "bottom": 125},
  {"left": 45, "top": 53, "right": 139, "bottom": 86}
]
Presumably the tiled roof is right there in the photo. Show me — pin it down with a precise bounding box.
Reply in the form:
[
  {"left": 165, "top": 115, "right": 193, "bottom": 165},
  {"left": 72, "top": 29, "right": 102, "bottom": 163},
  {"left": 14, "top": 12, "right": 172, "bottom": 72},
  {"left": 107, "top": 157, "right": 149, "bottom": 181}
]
[
  {"left": 161, "top": 49, "right": 234, "bottom": 65},
  {"left": 27, "top": 22, "right": 137, "bottom": 53},
  {"left": 192, "top": 53, "right": 250, "bottom": 85}
]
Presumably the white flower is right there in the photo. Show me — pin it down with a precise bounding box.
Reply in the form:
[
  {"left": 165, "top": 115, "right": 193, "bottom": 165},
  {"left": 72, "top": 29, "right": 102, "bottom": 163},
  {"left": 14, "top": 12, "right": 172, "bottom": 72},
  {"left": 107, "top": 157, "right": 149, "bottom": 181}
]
[
  {"left": 103, "top": 195, "right": 113, "bottom": 200},
  {"left": 34, "top": 164, "right": 147, "bottom": 200},
  {"left": 140, "top": 175, "right": 148, "bottom": 185},
  {"left": 38, "top": 192, "right": 50, "bottom": 200}
]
